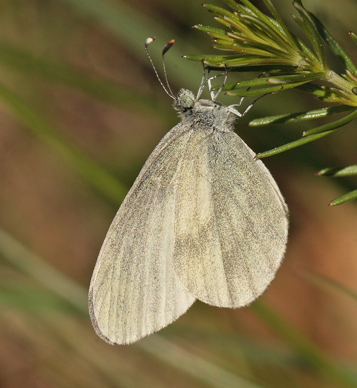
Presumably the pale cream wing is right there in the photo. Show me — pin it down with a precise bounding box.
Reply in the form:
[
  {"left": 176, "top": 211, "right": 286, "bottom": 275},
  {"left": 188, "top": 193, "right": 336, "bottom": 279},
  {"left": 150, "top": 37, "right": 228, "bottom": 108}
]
[
  {"left": 89, "top": 123, "right": 196, "bottom": 345},
  {"left": 174, "top": 129, "right": 288, "bottom": 308}
]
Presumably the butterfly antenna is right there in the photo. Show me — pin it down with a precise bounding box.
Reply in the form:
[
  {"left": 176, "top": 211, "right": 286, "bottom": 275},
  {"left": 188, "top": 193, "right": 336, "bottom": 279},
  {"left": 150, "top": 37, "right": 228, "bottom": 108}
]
[
  {"left": 145, "top": 37, "right": 175, "bottom": 99},
  {"left": 162, "top": 39, "right": 175, "bottom": 97}
]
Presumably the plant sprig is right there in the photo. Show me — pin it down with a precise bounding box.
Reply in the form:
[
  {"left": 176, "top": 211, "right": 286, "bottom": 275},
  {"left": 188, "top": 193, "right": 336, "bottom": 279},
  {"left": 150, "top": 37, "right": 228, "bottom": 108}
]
[{"left": 185, "top": 0, "right": 357, "bottom": 205}]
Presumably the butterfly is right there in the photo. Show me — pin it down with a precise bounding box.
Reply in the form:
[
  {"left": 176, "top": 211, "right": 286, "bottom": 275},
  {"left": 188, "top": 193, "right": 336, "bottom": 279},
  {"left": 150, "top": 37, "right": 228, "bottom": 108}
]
[{"left": 88, "top": 38, "right": 289, "bottom": 345}]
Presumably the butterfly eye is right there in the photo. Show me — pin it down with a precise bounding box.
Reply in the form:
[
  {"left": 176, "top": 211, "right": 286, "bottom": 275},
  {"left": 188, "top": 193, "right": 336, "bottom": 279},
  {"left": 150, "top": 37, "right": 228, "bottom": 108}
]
[{"left": 180, "top": 93, "right": 195, "bottom": 109}]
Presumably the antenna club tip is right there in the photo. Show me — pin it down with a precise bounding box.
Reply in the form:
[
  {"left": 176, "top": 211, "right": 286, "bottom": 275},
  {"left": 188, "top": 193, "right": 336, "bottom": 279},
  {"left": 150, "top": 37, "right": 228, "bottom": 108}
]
[
  {"left": 162, "top": 39, "right": 175, "bottom": 55},
  {"left": 145, "top": 36, "right": 156, "bottom": 46}
]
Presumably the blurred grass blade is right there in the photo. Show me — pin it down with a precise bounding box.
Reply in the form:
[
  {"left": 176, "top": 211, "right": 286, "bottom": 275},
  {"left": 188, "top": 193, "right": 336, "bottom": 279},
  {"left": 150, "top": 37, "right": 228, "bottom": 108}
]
[
  {"left": 296, "top": 267, "right": 357, "bottom": 302},
  {"left": 0, "top": 229, "right": 88, "bottom": 315},
  {"left": 330, "top": 190, "right": 357, "bottom": 206},
  {"left": 1, "top": 227, "right": 356, "bottom": 386},
  {"left": 317, "top": 165, "right": 357, "bottom": 177},
  {"left": 0, "top": 283, "right": 75, "bottom": 313},
  {"left": 0, "top": 41, "right": 162, "bottom": 114},
  {"left": 0, "top": 227, "right": 266, "bottom": 387},
  {"left": 311, "top": 15, "right": 357, "bottom": 73},
  {"left": 302, "top": 108, "right": 357, "bottom": 136},
  {"left": 0, "top": 82, "right": 127, "bottom": 204},
  {"left": 57, "top": 0, "right": 203, "bottom": 89},
  {"left": 251, "top": 301, "right": 357, "bottom": 388},
  {"left": 141, "top": 336, "right": 263, "bottom": 388},
  {"left": 250, "top": 105, "right": 355, "bottom": 126},
  {"left": 257, "top": 130, "right": 334, "bottom": 158}
]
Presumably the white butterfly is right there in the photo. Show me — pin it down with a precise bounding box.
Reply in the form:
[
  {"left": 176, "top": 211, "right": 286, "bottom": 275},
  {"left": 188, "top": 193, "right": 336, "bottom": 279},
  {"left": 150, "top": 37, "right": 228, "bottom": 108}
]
[{"left": 88, "top": 39, "right": 289, "bottom": 345}]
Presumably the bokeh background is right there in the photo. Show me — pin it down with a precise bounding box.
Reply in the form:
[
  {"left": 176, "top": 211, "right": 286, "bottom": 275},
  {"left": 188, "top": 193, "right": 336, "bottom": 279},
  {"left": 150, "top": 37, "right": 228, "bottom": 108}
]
[{"left": 0, "top": 0, "right": 356, "bottom": 387}]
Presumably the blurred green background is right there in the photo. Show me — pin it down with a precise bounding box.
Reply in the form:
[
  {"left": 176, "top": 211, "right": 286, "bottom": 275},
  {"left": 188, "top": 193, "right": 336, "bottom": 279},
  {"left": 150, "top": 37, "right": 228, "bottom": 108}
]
[{"left": 0, "top": 0, "right": 356, "bottom": 387}]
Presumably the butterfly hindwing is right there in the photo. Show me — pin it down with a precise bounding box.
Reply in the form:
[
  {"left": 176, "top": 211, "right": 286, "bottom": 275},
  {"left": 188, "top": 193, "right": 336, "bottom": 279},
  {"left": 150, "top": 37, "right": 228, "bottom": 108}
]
[{"left": 173, "top": 129, "right": 288, "bottom": 308}]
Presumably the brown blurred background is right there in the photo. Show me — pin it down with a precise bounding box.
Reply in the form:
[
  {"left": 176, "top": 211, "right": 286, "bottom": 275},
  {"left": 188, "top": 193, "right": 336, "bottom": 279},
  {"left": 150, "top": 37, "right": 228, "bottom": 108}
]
[{"left": 0, "top": 0, "right": 356, "bottom": 387}]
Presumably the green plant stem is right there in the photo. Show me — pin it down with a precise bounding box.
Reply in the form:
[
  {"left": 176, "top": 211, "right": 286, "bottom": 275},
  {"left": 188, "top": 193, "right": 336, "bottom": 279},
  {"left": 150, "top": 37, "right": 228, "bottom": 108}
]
[{"left": 325, "top": 69, "right": 357, "bottom": 98}]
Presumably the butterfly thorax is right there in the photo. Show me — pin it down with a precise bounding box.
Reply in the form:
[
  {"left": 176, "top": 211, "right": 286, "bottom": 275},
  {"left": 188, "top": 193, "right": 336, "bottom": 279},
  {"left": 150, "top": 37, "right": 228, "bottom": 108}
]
[{"left": 173, "top": 88, "right": 237, "bottom": 133}]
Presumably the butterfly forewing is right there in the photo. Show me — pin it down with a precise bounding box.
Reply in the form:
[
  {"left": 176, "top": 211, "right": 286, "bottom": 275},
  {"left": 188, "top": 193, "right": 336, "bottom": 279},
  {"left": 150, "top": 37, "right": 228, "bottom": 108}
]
[{"left": 89, "top": 122, "right": 196, "bottom": 345}]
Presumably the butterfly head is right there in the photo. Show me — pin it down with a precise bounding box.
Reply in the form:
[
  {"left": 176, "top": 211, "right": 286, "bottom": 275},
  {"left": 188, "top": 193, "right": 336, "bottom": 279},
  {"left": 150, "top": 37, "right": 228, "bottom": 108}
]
[{"left": 173, "top": 89, "right": 196, "bottom": 113}]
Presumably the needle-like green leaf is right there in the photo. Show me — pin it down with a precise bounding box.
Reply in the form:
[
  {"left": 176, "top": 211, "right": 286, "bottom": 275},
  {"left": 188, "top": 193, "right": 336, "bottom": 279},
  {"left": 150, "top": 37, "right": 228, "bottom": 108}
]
[
  {"left": 330, "top": 190, "right": 357, "bottom": 206},
  {"left": 250, "top": 105, "right": 355, "bottom": 126},
  {"left": 226, "top": 81, "right": 307, "bottom": 96},
  {"left": 311, "top": 14, "right": 357, "bottom": 73},
  {"left": 257, "top": 130, "right": 335, "bottom": 158},
  {"left": 317, "top": 165, "right": 357, "bottom": 177},
  {"left": 350, "top": 31, "right": 357, "bottom": 47},
  {"left": 292, "top": 2, "right": 326, "bottom": 69},
  {"left": 303, "top": 109, "right": 357, "bottom": 136}
]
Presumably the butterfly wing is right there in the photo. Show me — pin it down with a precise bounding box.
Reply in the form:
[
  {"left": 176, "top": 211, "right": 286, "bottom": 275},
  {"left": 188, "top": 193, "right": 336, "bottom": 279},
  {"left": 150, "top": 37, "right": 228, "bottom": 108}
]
[
  {"left": 89, "top": 123, "right": 196, "bottom": 345},
  {"left": 173, "top": 129, "right": 289, "bottom": 308}
]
